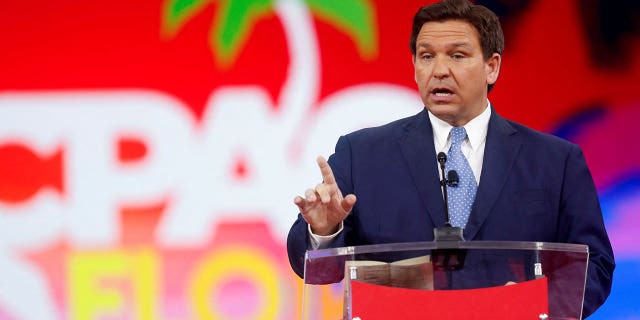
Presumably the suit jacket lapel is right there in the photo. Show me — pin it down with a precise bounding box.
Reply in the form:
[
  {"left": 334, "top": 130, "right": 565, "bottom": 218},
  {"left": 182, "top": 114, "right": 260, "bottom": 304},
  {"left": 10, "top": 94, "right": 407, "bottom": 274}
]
[
  {"left": 399, "top": 109, "right": 446, "bottom": 228},
  {"left": 464, "top": 110, "right": 521, "bottom": 240}
]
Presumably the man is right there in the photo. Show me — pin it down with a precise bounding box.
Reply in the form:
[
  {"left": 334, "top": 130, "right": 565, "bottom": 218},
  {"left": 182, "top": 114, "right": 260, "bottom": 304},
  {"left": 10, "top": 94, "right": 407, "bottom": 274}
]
[{"left": 287, "top": 0, "right": 614, "bottom": 317}]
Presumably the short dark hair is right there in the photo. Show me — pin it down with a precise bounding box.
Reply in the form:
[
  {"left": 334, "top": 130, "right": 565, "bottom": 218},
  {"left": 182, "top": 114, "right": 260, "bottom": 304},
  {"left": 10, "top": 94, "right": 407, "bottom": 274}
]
[{"left": 409, "top": 0, "right": 504, "bottom": 91}]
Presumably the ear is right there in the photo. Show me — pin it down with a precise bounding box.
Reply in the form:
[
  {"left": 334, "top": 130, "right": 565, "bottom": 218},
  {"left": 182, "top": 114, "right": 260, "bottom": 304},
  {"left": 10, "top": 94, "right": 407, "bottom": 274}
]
[
  {"left": 412, "top": 55, "right": 418, "bottom": 84},
  {"left": 485, "top": 53, "right": 501, "bottom": 85}
]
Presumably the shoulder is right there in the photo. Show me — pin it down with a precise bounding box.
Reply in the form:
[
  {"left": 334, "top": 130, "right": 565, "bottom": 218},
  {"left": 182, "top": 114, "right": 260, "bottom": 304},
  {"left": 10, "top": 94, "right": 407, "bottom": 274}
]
[
  {"left": 499, "top": 116, "right": 581, "bottom": 156},
  {"left": 343, "top": 109, "right": 427, "bottom": 143}
]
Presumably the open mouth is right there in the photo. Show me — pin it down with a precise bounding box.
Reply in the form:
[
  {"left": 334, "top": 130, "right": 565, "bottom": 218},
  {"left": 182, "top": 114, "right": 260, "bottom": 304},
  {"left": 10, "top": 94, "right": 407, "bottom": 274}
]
[{"left": 431, "top": 87, "right": 454, "bottom": 97}]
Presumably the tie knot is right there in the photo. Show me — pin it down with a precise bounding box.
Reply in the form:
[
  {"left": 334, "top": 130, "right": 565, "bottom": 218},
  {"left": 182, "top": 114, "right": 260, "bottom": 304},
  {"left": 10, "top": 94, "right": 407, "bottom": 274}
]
[{"left": 450, "top": 127, "right": 467, "bottom": 145}]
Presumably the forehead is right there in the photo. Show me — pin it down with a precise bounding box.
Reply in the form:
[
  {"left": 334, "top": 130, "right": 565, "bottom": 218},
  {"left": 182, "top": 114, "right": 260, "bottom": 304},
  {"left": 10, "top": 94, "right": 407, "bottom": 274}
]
[{"left": 416, "top": 20, "right": 480, "bottom": 48}]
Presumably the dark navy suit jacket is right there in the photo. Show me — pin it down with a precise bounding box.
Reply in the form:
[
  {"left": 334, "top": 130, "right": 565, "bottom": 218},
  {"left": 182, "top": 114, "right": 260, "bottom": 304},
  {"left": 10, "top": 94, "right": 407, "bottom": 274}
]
[{"left": 287, "top": 108, "right": 614, "bottom": 317}]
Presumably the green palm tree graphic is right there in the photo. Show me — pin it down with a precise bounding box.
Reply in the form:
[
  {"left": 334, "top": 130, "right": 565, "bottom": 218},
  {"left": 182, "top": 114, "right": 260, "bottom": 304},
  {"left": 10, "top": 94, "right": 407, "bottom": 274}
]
[{"left": 162, "top": 0, "right": 378, "bottom": 69}]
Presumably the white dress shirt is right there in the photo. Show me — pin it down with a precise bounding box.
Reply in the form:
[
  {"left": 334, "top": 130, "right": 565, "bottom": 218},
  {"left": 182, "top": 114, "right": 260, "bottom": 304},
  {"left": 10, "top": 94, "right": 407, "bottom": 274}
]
[
  {"left": 429, "top": 104, "right": 491, "bottom": 184},
  {"left": 309, "top": 102, "right": 493, "bottom": 249}
]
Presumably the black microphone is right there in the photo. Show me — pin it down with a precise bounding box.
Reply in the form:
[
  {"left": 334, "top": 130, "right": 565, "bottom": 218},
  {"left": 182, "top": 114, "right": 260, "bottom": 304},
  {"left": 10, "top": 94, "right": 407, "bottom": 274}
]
[
  {"left": 447, "top": 170, "right": 459, "bottom": 187},
  {"left": 437, "top": 152, "right": 447, "bottom": 167}
]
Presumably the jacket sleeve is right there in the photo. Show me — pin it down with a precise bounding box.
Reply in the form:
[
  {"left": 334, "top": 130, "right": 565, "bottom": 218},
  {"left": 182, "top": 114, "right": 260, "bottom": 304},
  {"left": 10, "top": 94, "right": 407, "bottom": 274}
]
[
  {"left": 557, "top": 145, "right": 615, "bottom": 317},
  {"left": 286, "top": 135, "right": 355, "bottom": 279}
]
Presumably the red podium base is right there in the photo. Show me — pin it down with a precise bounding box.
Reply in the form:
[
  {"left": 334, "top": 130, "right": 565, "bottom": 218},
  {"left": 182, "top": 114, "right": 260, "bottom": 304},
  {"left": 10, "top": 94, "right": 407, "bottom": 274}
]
[{"left": 350, "top": 277, "right": 549, "bottom": 320}]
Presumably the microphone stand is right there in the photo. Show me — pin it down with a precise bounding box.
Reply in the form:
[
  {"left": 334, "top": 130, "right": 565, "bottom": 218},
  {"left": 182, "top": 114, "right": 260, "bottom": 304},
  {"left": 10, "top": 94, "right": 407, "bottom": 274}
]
[{"left": 432, "top": 152, "right": 466, "bottom": 271}]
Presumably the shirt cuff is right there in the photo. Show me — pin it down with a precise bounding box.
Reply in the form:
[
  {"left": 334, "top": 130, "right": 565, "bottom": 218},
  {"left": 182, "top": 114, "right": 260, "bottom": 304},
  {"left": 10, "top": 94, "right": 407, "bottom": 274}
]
[{"left": 308, "top": 222, "right": 344, "bottom": 250}]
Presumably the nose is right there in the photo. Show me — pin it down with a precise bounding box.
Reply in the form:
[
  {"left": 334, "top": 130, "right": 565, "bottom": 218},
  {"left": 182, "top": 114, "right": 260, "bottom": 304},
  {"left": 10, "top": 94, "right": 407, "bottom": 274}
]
[{"left": 432, "top": 56, "right": 450, "bottom": 79}]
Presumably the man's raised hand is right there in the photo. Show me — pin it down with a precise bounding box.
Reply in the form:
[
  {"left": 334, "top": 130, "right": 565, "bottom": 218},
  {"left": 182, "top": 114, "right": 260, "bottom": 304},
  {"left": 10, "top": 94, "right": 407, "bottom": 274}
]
[{"left": 294, "top": 156, "right": 357, "bottom": 236}]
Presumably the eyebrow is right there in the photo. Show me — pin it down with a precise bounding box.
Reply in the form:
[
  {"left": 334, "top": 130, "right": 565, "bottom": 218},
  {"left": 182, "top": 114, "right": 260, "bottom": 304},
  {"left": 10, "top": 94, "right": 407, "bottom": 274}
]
[{"left": 416, "top": 42, "right": 472, "bottom": 50}]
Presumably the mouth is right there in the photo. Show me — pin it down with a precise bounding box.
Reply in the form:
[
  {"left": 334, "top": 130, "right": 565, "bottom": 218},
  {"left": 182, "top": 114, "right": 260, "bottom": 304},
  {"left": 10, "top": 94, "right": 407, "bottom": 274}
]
[
  {"left": 429, "top": 87, "right": 455, "bottom": 100},
  {"left": 431, "top": 87, "right": 454, "bottom": 96}
]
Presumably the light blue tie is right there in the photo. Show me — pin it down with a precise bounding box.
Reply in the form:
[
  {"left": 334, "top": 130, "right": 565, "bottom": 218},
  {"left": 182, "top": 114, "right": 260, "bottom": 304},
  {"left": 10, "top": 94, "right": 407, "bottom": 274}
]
[{"left": 446, "top": 127, "right": 477, "bottom": 228}]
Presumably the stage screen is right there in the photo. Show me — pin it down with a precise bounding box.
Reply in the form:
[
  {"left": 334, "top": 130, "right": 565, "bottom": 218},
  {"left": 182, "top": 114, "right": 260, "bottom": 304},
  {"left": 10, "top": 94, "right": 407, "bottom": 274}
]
[{"left": 1, "top": 0, "right": 638, "bottom": 319}]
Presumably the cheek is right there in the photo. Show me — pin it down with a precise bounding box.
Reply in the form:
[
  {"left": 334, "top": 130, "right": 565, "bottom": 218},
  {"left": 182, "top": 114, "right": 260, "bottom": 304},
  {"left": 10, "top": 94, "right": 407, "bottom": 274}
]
[
  {"left": 414, "top": 68, "right": 431, "bottom": 85},
  {"left": 462, "top": 69, "right": 488, "bottom": 89}
]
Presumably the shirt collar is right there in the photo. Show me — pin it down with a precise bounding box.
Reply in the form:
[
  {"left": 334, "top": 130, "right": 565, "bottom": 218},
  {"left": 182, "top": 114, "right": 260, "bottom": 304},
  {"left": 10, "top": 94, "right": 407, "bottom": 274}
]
[{"left": 428, "top": 100, "right": 492, "bottom": 152}]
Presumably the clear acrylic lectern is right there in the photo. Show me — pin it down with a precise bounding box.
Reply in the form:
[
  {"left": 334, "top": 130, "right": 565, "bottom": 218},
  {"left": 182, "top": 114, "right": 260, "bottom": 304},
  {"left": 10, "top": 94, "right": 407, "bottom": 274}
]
[{"left": 301, "top": 241, "right": 588, "bottom": 320}]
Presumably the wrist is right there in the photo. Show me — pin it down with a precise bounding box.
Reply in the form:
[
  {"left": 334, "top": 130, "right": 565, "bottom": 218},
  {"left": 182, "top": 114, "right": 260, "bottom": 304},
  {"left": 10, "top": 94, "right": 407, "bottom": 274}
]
[{"left": 310, "top": 223, "right": 339, "bottom": 236}]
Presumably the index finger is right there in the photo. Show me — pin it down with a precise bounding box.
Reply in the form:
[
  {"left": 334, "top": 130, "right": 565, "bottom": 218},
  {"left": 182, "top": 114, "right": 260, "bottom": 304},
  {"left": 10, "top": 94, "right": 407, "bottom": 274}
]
[{"left": 316, "top": 156, "right": 336, "bottom": 185}]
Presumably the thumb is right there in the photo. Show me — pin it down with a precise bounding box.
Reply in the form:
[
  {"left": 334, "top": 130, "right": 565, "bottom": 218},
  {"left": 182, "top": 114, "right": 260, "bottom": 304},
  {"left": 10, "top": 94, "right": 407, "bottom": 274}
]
[{"left": 341, "top": 194, "right": 357, "bottom": 213}]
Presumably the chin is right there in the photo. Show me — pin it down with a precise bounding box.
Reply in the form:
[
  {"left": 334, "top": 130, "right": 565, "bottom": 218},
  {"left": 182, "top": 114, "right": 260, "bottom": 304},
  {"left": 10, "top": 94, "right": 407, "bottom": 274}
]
[
  {"left": 427, "top": 105, "right": 465, "bottom": 124},
  {"left": 426, "top": 103, "right": 459, "bottom": 115}
]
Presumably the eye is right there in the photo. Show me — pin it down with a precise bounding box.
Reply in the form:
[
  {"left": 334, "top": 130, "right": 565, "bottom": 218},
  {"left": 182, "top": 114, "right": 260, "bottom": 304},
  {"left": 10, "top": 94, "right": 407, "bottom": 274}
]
[
  {"left": 421, "top": 53, "right": 434, "bottom": 61},
  {"left": 452, "top": 53, "right": 465, "bottom": 60}
]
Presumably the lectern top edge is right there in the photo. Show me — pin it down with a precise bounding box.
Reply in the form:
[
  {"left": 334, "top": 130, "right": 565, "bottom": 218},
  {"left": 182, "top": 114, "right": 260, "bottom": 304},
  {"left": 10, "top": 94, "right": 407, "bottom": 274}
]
[{"left": 305, "top": 240, "right": 588, "bottom": 260}]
